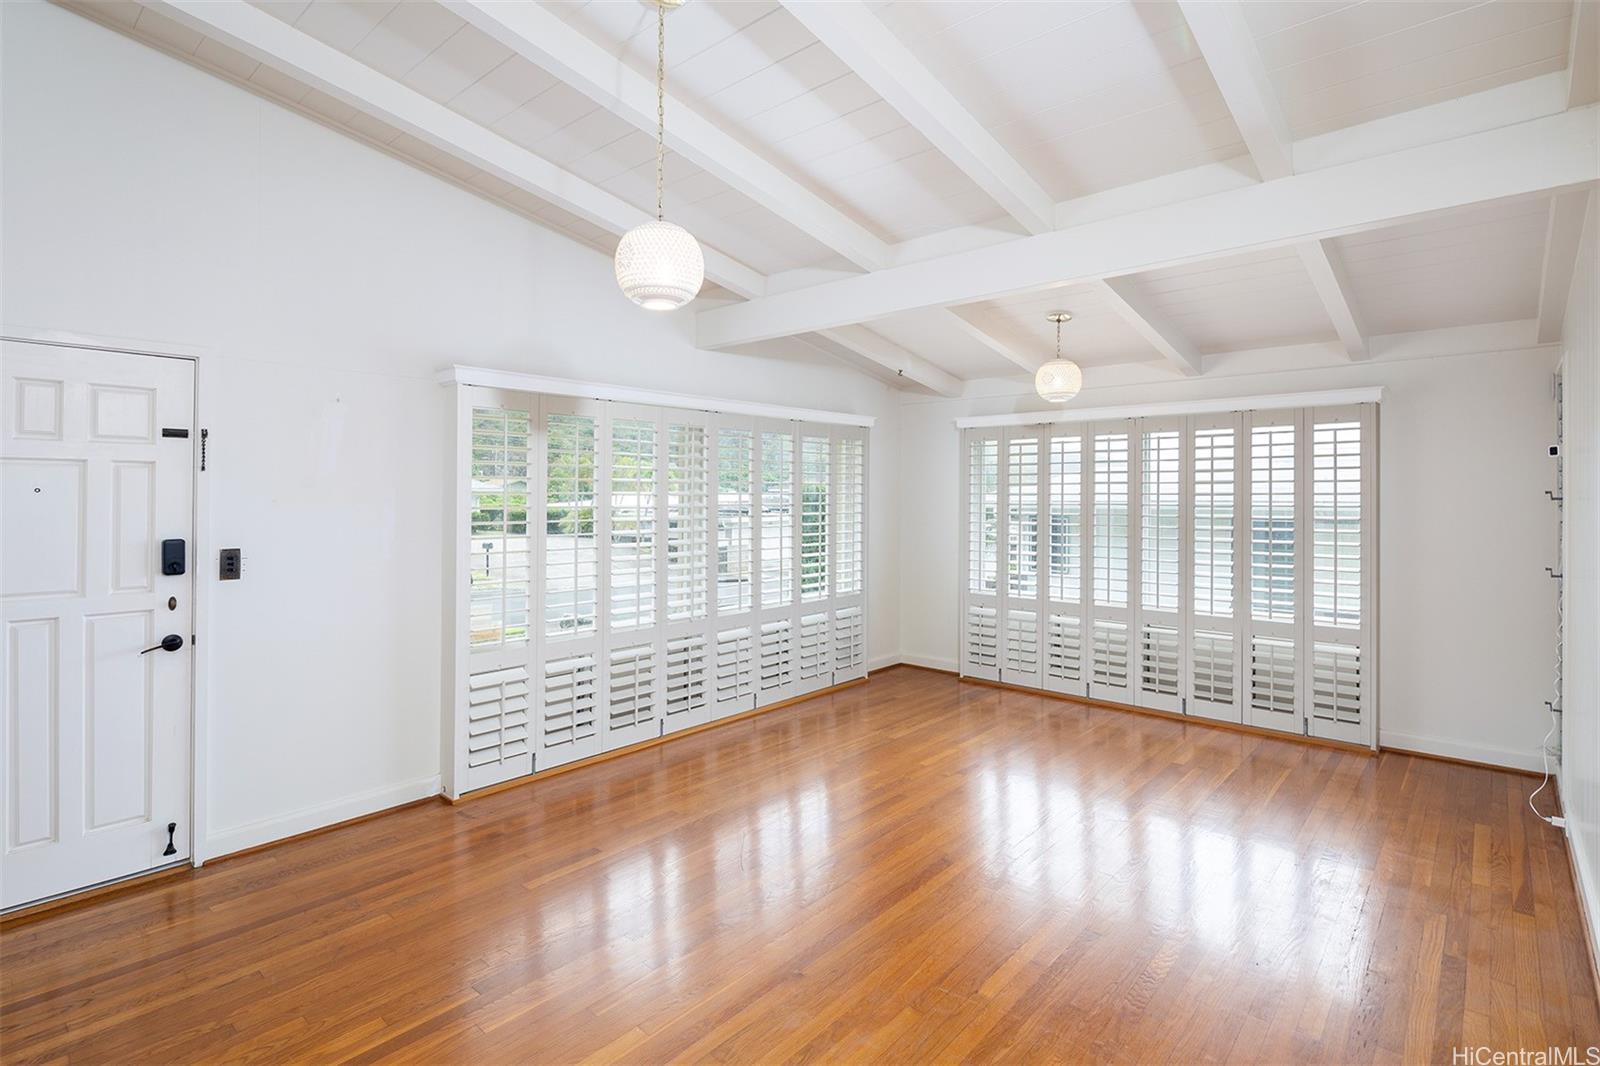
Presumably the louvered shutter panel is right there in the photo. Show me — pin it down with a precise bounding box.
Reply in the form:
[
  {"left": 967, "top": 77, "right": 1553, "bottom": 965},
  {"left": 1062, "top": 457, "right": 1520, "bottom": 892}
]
[
  {"left": 1244, "top": 410, "right": 1303, "bottom": 733},
  {"left": 1137, "top": 421, "right": 1184, "bottom": 711},
  {"left": 663, "top": 634, "right": 710, "bottom": 734},
  {"left": 464, "top": 666, "right": 532, "bottom": 790},
  {"left": 1305, "top": 404, "right": 1374, "bottom": 744},
  {"left": 604, "top": 642, "right": 659, "bottom": 747},
  {"left": 1000, "top": 428, "right": 1045, "bottom": 686},
  {"left": 716, "top": 423, "right": 756, "bottom": 615},
  {"left": 758, "top": 617, "right": 795, "bottom": 701},
  {"left": 1187, "top": 414, "right": 1244, "bottom": 722},
  {"left": 833, "top": 605, "right": 866, "bottom": 682},
  {"left": 800, "top": 434, "right": 829, "bottom": 603},
  {"left": 538, "top": 652, "right": 600, "bottom": 769},
  {"left": 960, "top": 430, "right": 1001, "bottom": 679},
  {"left": 1043, "top": 431, "right": 1087, "bottom": 696},
  {"left": 713, "top": 625, "right": 755, "bottom": 718},
  {"left": 1088, "top": 423, "right": 1136, "bottom": 701},
  {"left": 796, "top": 610, "right": 832, "bottom": 694}
]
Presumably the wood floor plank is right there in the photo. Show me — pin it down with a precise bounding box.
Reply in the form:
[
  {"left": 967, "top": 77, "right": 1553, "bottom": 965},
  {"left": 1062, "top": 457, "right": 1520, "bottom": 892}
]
[{"left": 2, "top": 668, "right": 1596, "bottom": 1063}]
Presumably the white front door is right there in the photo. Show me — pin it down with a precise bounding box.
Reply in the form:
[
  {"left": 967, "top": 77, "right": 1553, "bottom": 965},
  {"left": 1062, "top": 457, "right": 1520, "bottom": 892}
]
[{"left": 1, "top": 340, "right": 195, "bottom": 909}]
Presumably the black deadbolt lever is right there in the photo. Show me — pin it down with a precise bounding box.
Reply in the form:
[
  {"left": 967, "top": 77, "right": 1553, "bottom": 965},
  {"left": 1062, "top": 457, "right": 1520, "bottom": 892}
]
[
  {"left": 140, "top": 634, "right": 185, "bottom": 654},
  {"left": 163, "top": 822, "right": 177, "bottom": 857}
]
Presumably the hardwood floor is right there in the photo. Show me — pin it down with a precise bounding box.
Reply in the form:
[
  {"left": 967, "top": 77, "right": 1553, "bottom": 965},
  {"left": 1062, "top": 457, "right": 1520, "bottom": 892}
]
[{"left": 3, "top": 667, "right": 1596, "bottom": 1063}]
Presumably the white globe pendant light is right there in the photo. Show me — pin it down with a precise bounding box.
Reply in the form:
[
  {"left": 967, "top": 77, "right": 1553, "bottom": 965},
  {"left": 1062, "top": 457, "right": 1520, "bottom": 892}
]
[
  {"left": 615, "top": 0, "right": 703, "bottom": 311},
  {"left": 1035, "top": 311, "right": 1083, "bottom": 403}
]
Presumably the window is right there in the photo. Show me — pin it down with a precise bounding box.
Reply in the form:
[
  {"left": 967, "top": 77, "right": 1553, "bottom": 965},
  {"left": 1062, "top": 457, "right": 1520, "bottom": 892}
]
[
  {"left": 834, "top": 436, "right": 864, "bottom": 597},
  {"left": 1140, "top": 429, "right": 1180, "bottom": 612},
  {"left": 610, "top": 418, "right": 656, "bottom": 630},
  {"left": 800, "top": 434, "right": 829, "bottom": 602},
  {"left": 469, "top": 408, "right": 531, "bottom": 647},
  {"left": 1250, "top": 424, "right": 1295, "bottom": 623},
  {"left": 1048, "top": 434, "right": 1082, "bottom": 604},
  {"left": 1008, "top": 436, "right": 1038, "bottom": 598},
  {"left": 959, "top": 404, "right": 1373, "bottom": 744},
  {"left": 761, "top": 431, "right": 794, "bottom": 608},
  {"left": 667, "top": 423, "right": 708, "bottom": 622},
  {"left": 1093, "top": 432, "right": 1129, "bottom": 608},
  {"left": 1193, "top": 427, "right": 1235, "bottom": 618},
  {"left": 545, "top": 412, "right": 597, "bottom": 637},
  {"left": 717, "top": 428, "right": 754, "bottom": 614},
  {"left": 967, "top": 437, "right": 998, "bottom": 594}
]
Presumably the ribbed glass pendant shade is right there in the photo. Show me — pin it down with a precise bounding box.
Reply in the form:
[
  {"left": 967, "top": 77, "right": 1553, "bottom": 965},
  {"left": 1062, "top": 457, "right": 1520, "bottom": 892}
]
[
  {"left": 1034, "top": 359, "right": 1083, "bottom": 403},
  {"left": 615, "top": 219, "right": 704, "bottom": 310}
]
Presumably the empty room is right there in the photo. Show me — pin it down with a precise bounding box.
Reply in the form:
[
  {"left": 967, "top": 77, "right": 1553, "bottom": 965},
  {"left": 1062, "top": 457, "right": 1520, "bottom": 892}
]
[{"left": 2, "top": 0, "right": 1599, "bottom": 1062}]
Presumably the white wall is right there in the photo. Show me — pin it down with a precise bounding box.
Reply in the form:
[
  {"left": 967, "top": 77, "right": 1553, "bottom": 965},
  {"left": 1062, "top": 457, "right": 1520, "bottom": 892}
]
[
  {"left": 0, "top": 1, "right": 900, "bottom": 858},
  {"left": 1559, "top": 193, "right": 1599, "bottom": 965},
  {"left": 898, "top": 344, "right": 1561, "bottom": 772}
]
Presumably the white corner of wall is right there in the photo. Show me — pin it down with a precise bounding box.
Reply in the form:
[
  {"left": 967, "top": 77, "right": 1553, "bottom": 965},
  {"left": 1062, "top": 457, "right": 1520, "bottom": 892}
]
[
  {"left": 878, "top": 653, "right": 958, "bottom": 674},
  {"left": 1379, "top": 730, "right": 1546, "bottom": 774},
  {"left": 196, "top": 775, "right": 442, "bottom": 865}
]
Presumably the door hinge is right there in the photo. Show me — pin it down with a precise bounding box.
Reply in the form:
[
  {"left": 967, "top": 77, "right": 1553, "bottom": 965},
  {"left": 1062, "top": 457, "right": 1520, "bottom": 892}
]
[{"left": 200, "top": 428, "right": 208, "bottom": 472}]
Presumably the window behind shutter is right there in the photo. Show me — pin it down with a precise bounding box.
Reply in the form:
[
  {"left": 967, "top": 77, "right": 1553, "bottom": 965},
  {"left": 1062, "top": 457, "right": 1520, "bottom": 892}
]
[
  {"left": 834, "top": 435, "right": 865, "bottom": 598},
  {"left": 545, "top": 411, "right": 598, "bottom": 638},
  {"left": 760, "top": 430, "right": 795, "bottom": 609},
  {"left": 1093, "top": 431, "right": 1130, "bottom": 609},
  {"left": 1306, "top": 405, "right": 1374, "bottom": 743},
  {"left": 469, "top": 408, "right": 532, "bottom": 650},
  {"left": 800, "top": 434, "right": 830, "bottom": 602},
  {"left": 717, "top": 427, "right": 754, "bottom": 615},
  {"left": 666, "top": 422, "right": 709, "bottom": 623},
  {"left": 1048, "top": 433, "right": 1083, "bottom": 605},
  {"left": 610, "top": 417, "right": 657, "bottom": 631}
]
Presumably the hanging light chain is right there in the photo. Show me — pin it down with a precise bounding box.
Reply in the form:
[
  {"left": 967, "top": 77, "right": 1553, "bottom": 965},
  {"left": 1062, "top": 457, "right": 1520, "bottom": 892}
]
[
  {"left": 655, "top": 0, "right": 666, "bottom": 221},
  {"left": 1056, "top": 316, "right": 1062, "bottom": 358}
]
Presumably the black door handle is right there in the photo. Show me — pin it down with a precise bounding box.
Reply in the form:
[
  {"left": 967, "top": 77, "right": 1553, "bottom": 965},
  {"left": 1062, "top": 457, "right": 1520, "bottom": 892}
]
[{"left": 140, "top": 634, "right": 184, "bottom": 654}]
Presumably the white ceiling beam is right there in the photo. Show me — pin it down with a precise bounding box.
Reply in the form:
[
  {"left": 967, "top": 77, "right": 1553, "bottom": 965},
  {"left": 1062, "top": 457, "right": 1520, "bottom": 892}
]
[
  {"left": 1178, "top": 0, "right": 1366, "bottom": 362},
  {"left": 818, "top": 327, "right": 964, "bottom": 397},
  {"left": 696, "top": 105, "right": 1598, "bottom": 349},
  {"left": 1568, "top": 0, "right": 1600, "bottom": 108},
  {"left": 1176, "top": 0, "right": 1293, "bottom": 181},
  {"left": 1095, "top": 278, "right": 1202, "bottom": 376},
  {"left": 442, "top": 0, "right": 891, "bottom": 271},
  {"left": 1537, "top": 189, "right": 1593, "bottom": 343},
  {"left": 778, "top": 0, "right": 1054, "bottom": 236},
  {"left": 1295, "top": 241, "right": 1367, "bottom": 360},
  {"left": 943, "top": 311, "right": 1040, "bottom": 374},
  {"left": 145, "top": 0, "right": 768, "bottom": 298}
]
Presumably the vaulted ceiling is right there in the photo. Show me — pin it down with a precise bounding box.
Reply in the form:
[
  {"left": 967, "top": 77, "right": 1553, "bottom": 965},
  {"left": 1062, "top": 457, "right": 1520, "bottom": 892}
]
[{"left": 60, "top": 0, "right": 1600, "bottom": 394}]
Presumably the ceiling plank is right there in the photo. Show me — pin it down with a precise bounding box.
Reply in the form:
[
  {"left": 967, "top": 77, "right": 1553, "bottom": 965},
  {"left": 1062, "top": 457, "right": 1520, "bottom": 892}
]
[
  {"left": 1096, "top": 279, "right": 1202, "bottom": 376},
  {"left": 818, "top": 327, "right": 964, "bottom": 397},
  {"left": 1536, "top": 189, "right": 1593, "bottom": 343},
  {"left": 442, "top": 0, "right": 891, "bottom": 270},
  {"left": 1179, "top": 0, "right": 1365, "bottom": 362},
  {"left": 944, "top": 311, "right": 1040, "bottom": 374},
  {"left": 145, "top": 0, "right": 766, "bottom": 298},
  {"left": 694, "top": 106, "right": 1598, "bottom": 349},
  {"left": 779, "top": 0, "right": 1054, "bottom": 236},
  {"left": 1176, "top": 0, "right": 1293, "bottom": 181},
  {"left": 147, "top": 0, "right": 970, "bottom": 395},
  {"left": 1568, "top": 0, "right": 1599, "bottom": 108},
  {"left": 1295, "top": 241, "right": 1367, "bottom": 360}
]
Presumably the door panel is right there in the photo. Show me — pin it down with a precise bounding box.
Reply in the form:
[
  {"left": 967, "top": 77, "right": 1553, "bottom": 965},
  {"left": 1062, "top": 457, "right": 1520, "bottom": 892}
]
[{"left": 1, "top": 341, "right": 194, "bottom": 909}]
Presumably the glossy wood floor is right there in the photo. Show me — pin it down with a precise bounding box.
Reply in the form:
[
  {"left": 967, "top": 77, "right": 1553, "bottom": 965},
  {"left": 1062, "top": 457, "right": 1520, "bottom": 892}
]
[{"left": 3, "top": 668, "right": 1597, "bottom": 1064}]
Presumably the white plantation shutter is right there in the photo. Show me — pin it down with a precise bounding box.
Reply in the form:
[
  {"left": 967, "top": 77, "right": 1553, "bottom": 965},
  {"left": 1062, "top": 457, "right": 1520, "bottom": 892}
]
[
  {"left": 1188, "top": 414, "right": 1244, "bottom": 722},
  {"left": 1043, "top": 431, "right": 1087, "bottom": 696},
  {"left": 1306, "top": 405, "right": 1374, "bottom": 742},
  {"left": 606, "top": 642, "right": 659, "bottom": 748},
  {"left": 714, "top": 625, "right": 756, "bottom": 717},
  {"left": 464, "top": 665, "right": 532, "bottom": 790},
  {"left": 961, "top": 430, "right": 1002, "bottom": 679},
  {"left": 798, "top": 610, "right": 832, "bottom": 694},
  {"left": 1088, "top": 424, "right": 1136, "bottom": 701},
  {"left": 1245, "top": 410, "right": 1302, "bottom": 733},
  {"left": 1137, "top": 422, "right": 1184, "bottom": 711},
  {"left": 958, "top": 403, "right": 1375, "bottom": 749},
  {"left": 449, "top": 390, "right": 870, "bottom": 796},
  {"left": 538, "top": 652, "right": 600, "bottom": 769},
  {"left": 662, "top": 633, "right": 710, "bottom": 734},
  {"left": 800, "top": 434, "right": 829, "bottom": 603}
]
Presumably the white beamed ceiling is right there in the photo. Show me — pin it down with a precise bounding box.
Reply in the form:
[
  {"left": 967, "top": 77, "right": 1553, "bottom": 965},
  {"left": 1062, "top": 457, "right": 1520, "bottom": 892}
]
[{"left": 57, "top": 0, "right": 1595, "bottom": 390}]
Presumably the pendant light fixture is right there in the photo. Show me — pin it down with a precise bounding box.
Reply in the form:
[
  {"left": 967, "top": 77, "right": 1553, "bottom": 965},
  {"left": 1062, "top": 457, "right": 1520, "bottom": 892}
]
[
  {"left": 1035, "top": 311, "right": 1083, "bottom": 403},
  {"left": 614, "top": 0, "right": 704, "bottom": 311}
]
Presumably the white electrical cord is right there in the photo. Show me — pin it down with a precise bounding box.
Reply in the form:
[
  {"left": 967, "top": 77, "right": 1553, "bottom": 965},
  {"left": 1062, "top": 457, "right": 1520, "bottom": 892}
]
[{"left": 1528, "top": 563, "right": 1564, "bottom": 828}]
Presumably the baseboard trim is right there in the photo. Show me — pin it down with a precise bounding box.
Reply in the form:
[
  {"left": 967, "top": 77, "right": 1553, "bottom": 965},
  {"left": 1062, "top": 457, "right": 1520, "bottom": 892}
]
[
  {"left": 1562, "top": 792, "right": 1600, "bottom": 1003},
  {"left": 1376, "top": 731, "right": 1544, "bottom": 775},
  {"left": 0, "top": 862, "right": 190, "bottom": 928},
  {"left": 201, "top": 774, "right": 442, "bottom": 863},
  {"left": 452, "top": 676, "right": 871, "bottom": 804},
  {"left": 957, "top": 675, "right": 1376, "bottom": 757}
]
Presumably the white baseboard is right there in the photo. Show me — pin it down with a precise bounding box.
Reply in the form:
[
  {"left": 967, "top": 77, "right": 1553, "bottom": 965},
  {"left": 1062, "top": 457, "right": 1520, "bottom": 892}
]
[
  {"left": 1565, "top": 813, "right": 1600, "bottom": 981},
  {"left": 879, "top": 653, "right": 958, "bottom": 673},
  {"left": 1378, "top": 731, "right": 1544, "bottom": 773},
  {"left": 198, "top": 774, "right": 441, "bottom": 864}
]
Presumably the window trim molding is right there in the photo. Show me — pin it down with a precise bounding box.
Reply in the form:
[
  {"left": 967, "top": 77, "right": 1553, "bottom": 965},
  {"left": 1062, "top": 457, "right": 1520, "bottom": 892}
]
[
  {"left": 952, "top": 387, "right": 1384, "bottom": 429},
  {"left": 441, "top": 365, "right": 876, "bottom": 428}
]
